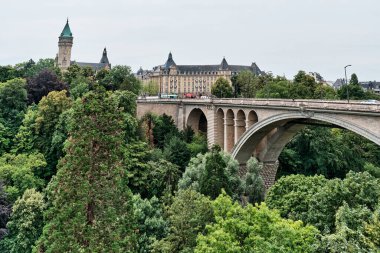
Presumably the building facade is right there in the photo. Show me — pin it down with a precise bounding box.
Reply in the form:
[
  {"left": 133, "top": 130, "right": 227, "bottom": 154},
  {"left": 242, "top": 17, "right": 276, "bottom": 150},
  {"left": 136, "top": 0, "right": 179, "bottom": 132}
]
[
  {"left": 136, "top": 52, "right": 264, "bottom": 96},
  {"left": 55, "top": 19, "right": 111, "bottom": 72}
]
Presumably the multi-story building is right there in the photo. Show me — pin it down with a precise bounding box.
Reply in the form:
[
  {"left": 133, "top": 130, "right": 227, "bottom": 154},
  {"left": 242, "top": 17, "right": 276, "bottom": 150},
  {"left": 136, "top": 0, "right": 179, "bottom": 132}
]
[
  {"left": 136, "top": 52, "right": 264, "bottom": 96},
  {"left": 55, "top": 19, "right": 111, "bottom": 72}
]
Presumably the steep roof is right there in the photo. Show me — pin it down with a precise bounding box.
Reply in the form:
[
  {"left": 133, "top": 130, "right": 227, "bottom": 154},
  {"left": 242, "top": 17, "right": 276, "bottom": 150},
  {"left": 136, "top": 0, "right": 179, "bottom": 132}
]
[
  {"left": 100, "top": 48, "right": 109, "bottom": 64},
  {"left": 60, "top": 19, "right": 73, "bottom": 37},
  {"left": 220, "top": 57, "right": 229, "bottom": 70},
  {"left": 164, "top": 52, "right": 176, "bottom": 68}
]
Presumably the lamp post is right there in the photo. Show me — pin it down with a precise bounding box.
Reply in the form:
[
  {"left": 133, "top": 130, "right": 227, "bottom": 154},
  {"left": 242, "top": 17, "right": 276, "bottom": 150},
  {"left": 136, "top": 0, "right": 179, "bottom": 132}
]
[{"left": 344, "top": 65, "right": 352, "bottom": 102}]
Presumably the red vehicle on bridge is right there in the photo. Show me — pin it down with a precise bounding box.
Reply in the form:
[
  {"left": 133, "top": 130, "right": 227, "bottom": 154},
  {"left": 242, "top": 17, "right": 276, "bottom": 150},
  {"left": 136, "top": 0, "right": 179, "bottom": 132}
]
[{"left": 184, "top": 93, "right": 196, "bottom": 98}]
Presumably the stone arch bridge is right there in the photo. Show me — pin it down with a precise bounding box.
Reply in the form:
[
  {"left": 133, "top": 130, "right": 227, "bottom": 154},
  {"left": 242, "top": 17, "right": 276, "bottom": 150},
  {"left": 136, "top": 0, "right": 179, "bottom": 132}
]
[{"left": 137, "top": 98, "right": 380, "bottom": 188}]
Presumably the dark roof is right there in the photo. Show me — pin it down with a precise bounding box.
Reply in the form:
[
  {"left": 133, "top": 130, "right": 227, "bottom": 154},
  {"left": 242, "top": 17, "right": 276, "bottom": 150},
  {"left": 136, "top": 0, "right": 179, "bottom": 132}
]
[
  {"left": 164, "top": 52, "right": 176, "bottom": 68},
  {"left": 360, "top": 81, "right": 380, "bottom": 89},
  {"left": 158, "top": 53, "right": 263, "bottom": 75},
  {"left": 71, "top": 61, "right": 109, "bottom": 71},
  {"left": 172, "top": 64, "right": 262, "bottom": 75},
  {"left": 60, "top": 19, "right": 73, "bottom": 38},
  {"left": 100, "top": 48, "right": 109, "bottom": 64},
  {"left": 137, "top": 67, "right": 144, "bottom": 75},
  {"left": 220, "top": 57, "right": 229, "bottom": 70}
]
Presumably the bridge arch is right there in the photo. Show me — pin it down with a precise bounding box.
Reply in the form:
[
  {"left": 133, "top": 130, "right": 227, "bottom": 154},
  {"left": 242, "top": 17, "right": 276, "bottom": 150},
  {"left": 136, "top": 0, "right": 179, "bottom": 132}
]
[
  {"left": 187, "top": 108, "right": 208, "bottom": 135},
  {"left": 231, "top": 112, "right": 380, "bottom": 188},
  {"left": 232, "top": 112, "right": 380, "bottom": 163}
]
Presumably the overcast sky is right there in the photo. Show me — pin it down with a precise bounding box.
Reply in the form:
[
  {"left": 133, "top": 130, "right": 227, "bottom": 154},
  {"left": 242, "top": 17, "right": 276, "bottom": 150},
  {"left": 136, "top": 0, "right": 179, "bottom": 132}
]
[{"left": 1, "top": 0, "right": 379, "bottom": 81}]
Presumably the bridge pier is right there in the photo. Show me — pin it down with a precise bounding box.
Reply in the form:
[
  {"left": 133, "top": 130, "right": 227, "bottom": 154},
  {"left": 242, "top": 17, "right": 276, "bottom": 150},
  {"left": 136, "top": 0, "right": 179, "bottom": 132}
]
[
  {"left": 224, "top": 116, "right": 234, "bottom": 152},
  {"left": 261, "top": 161, "right": 279, "bottom": 190}
]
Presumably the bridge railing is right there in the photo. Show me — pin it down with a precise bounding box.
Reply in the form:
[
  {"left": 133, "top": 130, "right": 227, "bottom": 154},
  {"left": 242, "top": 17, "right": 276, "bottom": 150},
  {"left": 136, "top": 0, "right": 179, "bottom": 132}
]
[{"left": 137, "top": 97, "right": 380, "bottom": 113}]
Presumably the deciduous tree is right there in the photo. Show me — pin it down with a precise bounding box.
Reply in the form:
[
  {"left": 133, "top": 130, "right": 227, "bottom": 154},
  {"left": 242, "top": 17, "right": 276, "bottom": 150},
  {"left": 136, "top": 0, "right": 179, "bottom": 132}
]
[{"left": 211, "top": 77, "right": 233, "bottom": 98}]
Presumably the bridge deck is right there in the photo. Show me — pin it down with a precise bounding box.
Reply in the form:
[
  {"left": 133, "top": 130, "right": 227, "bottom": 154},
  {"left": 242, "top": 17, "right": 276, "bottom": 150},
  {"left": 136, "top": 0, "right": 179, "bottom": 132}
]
[{"left": 137, "top": 98, "right": 380, "bottom": 114}]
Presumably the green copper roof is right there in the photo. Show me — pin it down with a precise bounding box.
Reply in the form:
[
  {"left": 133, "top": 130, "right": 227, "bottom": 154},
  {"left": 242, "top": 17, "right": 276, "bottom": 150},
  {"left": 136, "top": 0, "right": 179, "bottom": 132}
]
[{"left": 60, "top": 19, "right": 72, "bottom": 37}]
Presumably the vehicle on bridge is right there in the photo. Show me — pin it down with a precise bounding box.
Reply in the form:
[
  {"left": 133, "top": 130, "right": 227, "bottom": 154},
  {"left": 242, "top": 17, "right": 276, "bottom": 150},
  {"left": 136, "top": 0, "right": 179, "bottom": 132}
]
[
  {"left": 184, "top": 93, "right": 196, "bottom": 98},
  {"left": 160, "top": 93, "right": 178, "bottom": 99},
  {"left": 360, "top": 99, "right": 379, "bottom": 104}
]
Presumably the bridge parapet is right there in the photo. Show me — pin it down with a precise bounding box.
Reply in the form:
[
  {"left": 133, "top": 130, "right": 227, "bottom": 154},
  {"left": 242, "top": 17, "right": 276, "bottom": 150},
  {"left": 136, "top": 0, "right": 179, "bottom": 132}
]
[{"left": 137, "top": 98, "right": 380, "bottom": 113}]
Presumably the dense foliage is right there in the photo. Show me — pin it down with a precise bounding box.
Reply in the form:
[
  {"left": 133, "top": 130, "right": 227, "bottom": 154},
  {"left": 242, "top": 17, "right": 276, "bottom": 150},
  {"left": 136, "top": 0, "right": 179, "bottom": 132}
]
[
  {"left": 0, "top": 60, "right": 378, "bottom": 252},
  {"left": 195, "top": 192, "right": 321, "bottom": 253},
  {"left": 266, "top": 172, "right": 380, "bottom": 252},
  {"left": 211, "top": 77, "right": 233, "bottom": 98}
]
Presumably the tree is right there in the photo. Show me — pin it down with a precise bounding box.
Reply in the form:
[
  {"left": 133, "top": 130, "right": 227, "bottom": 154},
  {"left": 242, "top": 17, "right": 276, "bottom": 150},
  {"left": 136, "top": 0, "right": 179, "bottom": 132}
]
[
  {"left": 26, "top": 69, "right": 68, "bottom": 104},
  {"left": 266, "top": 172, "right": 380, "bottom": 235},
  {"left": 99, "top": 65, "right": 141, "bottom": 94},
  {"left": 19, "top": 58, "right": 61, "bottom": 78},
  {"left": 63, "top": 64, "right": 82, "bottom": 84},
  {"left": 0, "top": 78, "right": 28, "bottom": 151},
  {"left": 152, "top": 114, "right": 179, "bottom": 149},
  {"left": 69, "top": 76, "right": 90, "bottom": 99},
  {"left": 195, "top": 192, "right": 321, "bottom": 253},
  {"left": 133, "top": 195, "right": 169, "bottom": 253},
  {"left": 163, "top": 135, "right": 191, "bottom": 171},
  {"left": 12, "top": 91, "right": 72, "bottom": 181},
  {"left": 308, "top": 171, "right": 380, "bottom": 233},
  {"left": 199, "top": 146, "right": 232, "bottom": 199},
  {"left": 112, "top": 90, "right": 138, "bottom": 116},
  {"left": 34, "top": 90, "right": 72, "bottom": 179},
  {"left": 3, "top": 189, "right": 45, "bottom": 253},
  {"left": 187, "top": 133, "right": 208, "bottom": 157},
  {"left": 152, "top": 189, "right": 214, "bottom": 253},
  {"left": 350, "top": 73, "right": 359, "bottom": 86},
  {"left": 365, "top": 205, "right": 380, "bottom": 249},
  {"left": 147, "top": 159, "right": 181, "bottom": 198},
  {"left": 142, "top": 81, "right": 159, "bottom": 96},
  {"left": 0, "top": 65, "right": 19, "bottom": 82},
  {"left": 125, "top": 141, "right": 153, "bottom": 197},
  {"left": 244, "top": 157, "right": 265, "bottom": 204},
  {"left": 278, "top": 127, "right": 366, "bottom": 179},
  {"left": 319, "top": 203, "right": 376, "bottom": 252},
  {"left": 313, "top": 84, "right": 337, "bottom": 99},
  {"left": 211, "top": 77, "right": 233, "bottom": 98},
  {"left": 0, "top": 181, "right": 11, "bottom": 240},
  {"left": 178, "top": 146, "right": 244, "bottom": 200},
  {"left": 266, "top": 174, "right": 329, "bottom": 222},
  {"left": 236, "top": 70, "right": 261, "bottom": 98},
  {"left": 0, "top": 153, "right": 46, "bottom": 203},
  {"left": 35, "top": 89, "right": 136, "bottom": 252},
  {"left": 256, "top": 80, "right": 292, "bottom": 98}
]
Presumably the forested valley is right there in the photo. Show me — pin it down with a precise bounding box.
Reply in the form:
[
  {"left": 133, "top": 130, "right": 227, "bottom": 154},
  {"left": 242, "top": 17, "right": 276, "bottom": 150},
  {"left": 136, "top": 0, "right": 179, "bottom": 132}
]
[{"left": 0, "top": 59, "right": 379, "bottom": 252}]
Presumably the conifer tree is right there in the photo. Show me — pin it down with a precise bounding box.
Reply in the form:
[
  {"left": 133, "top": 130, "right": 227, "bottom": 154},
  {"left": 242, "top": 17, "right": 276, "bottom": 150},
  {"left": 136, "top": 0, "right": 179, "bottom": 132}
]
[{"left": 35, "top": 88, "right": 135, "bottom": 252}]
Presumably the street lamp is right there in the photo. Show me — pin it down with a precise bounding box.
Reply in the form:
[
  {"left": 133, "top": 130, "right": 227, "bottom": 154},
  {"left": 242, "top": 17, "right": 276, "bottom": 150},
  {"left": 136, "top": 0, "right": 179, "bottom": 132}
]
[{"left": 344, "top": 65, "right": 352, "bottom": 102}]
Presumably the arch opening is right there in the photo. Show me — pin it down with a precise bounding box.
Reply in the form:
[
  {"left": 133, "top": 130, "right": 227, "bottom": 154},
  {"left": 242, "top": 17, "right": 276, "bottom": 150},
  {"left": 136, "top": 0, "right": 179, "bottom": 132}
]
[
  {"left": 187, "top": 108, "right": 208, "bottom": 136},
  {"left": 235, "top": 110, "right": 246, "bottom": 143},
  {"left": 247, "top": 110, "right": 258, "bottom": 129},
  {"left": 216, "top": 108, "right": 224, "bottom": 148},
  {"left": 225, "top": 109, "right": 235, "bottom": 152}
]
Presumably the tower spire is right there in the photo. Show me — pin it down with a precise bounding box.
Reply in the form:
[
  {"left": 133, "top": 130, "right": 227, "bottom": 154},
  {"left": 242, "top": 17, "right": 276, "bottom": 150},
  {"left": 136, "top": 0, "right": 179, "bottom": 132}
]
[
  {"left": 60, "top": 18, "right": 73, "bottom": 37},
  {"left": 100, "top": 47, "right": 110, "bottom": 64}
]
